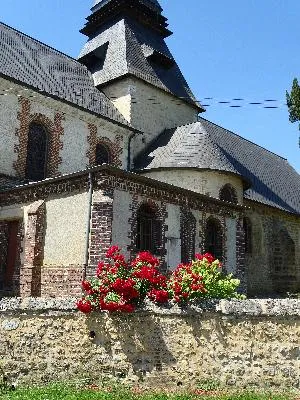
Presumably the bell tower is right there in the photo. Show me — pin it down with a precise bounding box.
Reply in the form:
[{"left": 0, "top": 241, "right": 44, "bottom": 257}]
[{"left": 79, "top": 0, "right": 204, "bottom": 155}]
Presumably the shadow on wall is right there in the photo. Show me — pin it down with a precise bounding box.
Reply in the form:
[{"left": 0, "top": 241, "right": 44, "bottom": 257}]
[{"left": 86, "top": 312, "right": 176, "bottom": 381}]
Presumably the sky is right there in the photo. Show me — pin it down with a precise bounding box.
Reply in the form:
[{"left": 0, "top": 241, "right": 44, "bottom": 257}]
[{"left": 1, "top": 0, "right": 300, "bottom": 172}]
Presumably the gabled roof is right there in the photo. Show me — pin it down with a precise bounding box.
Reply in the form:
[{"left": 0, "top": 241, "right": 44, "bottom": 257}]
[
  {"left": 0, "top": 22, "right": 130, "bottom": 126},
  {"left": 135, "top": 119, "right": 300, "bottom": 215}
]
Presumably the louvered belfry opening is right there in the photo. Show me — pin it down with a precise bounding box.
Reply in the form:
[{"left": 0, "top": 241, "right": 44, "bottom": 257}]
[
  {"left": 25, "top": 122, "right": 48, "bottom": 181},
  {"left": 205, "top": 218, "right": 223, "bottom": 261},
  {"left": 95, "top": 143, "right": 111, "bottom": 165},
  {"left": 136, "top": 203, "right": 162, "bottom": 255}
]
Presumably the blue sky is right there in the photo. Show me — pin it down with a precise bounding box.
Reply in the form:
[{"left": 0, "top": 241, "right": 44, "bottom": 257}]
[{"left": 2, "top": 0, "right": 300, "bottom": 172}]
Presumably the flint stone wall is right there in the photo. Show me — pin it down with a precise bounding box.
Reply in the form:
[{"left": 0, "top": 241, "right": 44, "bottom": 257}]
[{"left": 0, "top": 298, "right": 299, "bottom": 390}]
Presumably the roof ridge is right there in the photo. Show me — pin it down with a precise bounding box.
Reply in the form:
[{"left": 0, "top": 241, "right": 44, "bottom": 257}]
[
  {"left": 0, "top": 21, "right": 79, "bottom": 64},
  {"left": 198, "top": 117, "right": 287, "bottom": 161}
]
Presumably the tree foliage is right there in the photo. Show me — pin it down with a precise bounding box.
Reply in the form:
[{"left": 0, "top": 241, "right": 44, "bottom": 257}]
[{"left": 286, "top": 78, "right": 300, "bottom": 146}]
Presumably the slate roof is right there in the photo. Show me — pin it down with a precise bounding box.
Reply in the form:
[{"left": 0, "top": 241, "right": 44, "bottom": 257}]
[
  {"left": 0, "top": 174, "right": 26, "bottom": 190},
  {"left": 135, "top": 119, "right": 300, "bottom": 215},
  {"left": 0, "top": 22, "right": 130, "bottom": 126},
  {"left": 79, "top": 5, "right": 203, "bottom": 110},
  {"left": 92, "top": 0, "right": 163, "bottom": 14}
]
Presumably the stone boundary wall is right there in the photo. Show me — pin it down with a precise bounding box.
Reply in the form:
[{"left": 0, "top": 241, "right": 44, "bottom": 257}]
[{"left": 0, "top": 298, "right": 299, "bottom": 390}]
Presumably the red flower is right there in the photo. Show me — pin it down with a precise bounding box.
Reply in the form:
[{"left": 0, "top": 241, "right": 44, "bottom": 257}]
[
  {"left": 112, "top": 253, "right": 127, "bottom": 266},
  {"left": 106, "top": 245, "right": 121, "bottom": 258},
  {"left": 195, "top": 253, "right": 215, "bottom": 263},
  {"left": 149, "top": 289, "right": 169, "bottom": 303},
  {"left": 133, "top": 251, "right": 159, "bottom": 267},
  {"left": 82, "top": 280, "right": 93, "bottom": 294},
  {"left": 76, "top": 299, "right": 92, "bottom": 314}
]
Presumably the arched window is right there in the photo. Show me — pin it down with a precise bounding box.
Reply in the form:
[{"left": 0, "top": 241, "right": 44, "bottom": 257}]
[
  {"left": 272, "top": 228, "right": 296, "bottom": 294},
  {"left": 25, "top": 122, "right": 48, "bottom": 181},
  {"left": 219, "top": 184, "right": 238, "bottom": 204},
  {"left": 95, "top": 143, "right": 111, "bottom": 165},
  {"left": 243, "top": 217, "right": 252, "bottom": 254},
  {"left": 205, "top": 218, "right": 223, "bottom": 260},
  {"left": 136, "top": 203, "right": 162, "bottom": 255},
  {"left": 181, "top": 210, "right": 196, "bottom": 263}
]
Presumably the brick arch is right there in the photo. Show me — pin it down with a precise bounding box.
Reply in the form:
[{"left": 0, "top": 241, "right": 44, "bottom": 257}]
[
  {"left": 87, "top": 123, "right": 123, "bottom": 168},
  {"left": 14, "top": 97, "right": 64, "bottom": 178},
  {"left": 129, "top": 197, "right": 167, "bottom": 263}
]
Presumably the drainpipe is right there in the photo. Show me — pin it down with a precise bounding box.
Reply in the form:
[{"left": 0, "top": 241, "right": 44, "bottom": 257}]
[{"left": 82, "top": 171, "right": 93, "bottom": 282}]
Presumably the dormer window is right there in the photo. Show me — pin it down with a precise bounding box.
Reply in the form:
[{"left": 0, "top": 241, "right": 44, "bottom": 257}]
[
  {"left": 95, "top": 143, "right": 111, "bottom": 165},
  {"left": 219, "top": 184, "right": 238, "bottom": 204},
  {"left": 25, "top": 122, "right": 48, "bottom": 181}
]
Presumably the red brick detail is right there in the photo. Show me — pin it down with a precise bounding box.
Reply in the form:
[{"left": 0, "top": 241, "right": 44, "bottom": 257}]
[
  {"left": 20, "top": 201, "right": 46, "bottom": 297},
  {"left": 128, "top": 197, "right": 168, "bottom": 271},
  {"left": 13, "top": 97, "right": 64, "bottom": 178},
  {"left": 40, "top": 265, "right": 83, "bottom": 297},
  {"left": 14, "top": 97, "right": 31, "bottom": 177},
  {"left": 88, "top": 190, "right": 114, "bottom": 278},
  {"left": 87, "top": 123, "right": 123, "bottom": 167}
]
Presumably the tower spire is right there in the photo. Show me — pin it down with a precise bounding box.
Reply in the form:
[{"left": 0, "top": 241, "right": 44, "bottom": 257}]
[{"left": 78, "top": 0, "right": 203, "bottom": 142}]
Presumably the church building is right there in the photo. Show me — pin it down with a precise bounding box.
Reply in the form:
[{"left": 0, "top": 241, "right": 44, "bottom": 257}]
[{"left": 0, "top": 0, "right": 299, "bottom": 298}]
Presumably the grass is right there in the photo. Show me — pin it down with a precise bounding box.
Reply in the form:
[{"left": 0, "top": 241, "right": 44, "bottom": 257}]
[{"left": 0, "top": 384, "right": 298, "bottom": 400}]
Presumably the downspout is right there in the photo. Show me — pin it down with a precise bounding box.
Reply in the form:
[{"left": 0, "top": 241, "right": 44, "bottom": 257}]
[{"left": 82, "top": 171, "right": 93, "bottom": 281}]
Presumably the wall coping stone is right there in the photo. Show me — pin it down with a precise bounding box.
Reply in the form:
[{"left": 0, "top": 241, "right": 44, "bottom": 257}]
[{"left": 0, "top": 298, "right": 299, "bottom": 316}]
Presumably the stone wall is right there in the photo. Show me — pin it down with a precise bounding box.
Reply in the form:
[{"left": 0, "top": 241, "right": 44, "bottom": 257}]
[{"left": 0, "top": 298, "right": 299, "bottom": 390}]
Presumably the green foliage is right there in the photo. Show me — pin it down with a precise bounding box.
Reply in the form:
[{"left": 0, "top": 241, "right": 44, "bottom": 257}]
[
  {"left": 0, "top": 383, "right": 294, "bottom": 400},
  {"left": 286, "top": 78, "right": 300, "bottom": 145},
  {"left": 191, "top": 257, "right": 245, "bottom": 299}
]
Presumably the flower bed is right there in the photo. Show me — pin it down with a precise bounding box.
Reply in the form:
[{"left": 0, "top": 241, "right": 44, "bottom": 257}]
[{"left": 77, "top": 246, "right": 244, "bottom": 314}]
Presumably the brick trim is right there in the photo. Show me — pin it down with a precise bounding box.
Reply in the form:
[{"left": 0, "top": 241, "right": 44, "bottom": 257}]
[
  {"left": 88, "top": 189, "right": 114, "bottom": 278},
  {"left": 128, "top": 197, "right": 168, "bottom": 269},
  {"left": 87, "top": 123, "right": 123, "bottom": 167},
  {"left": 20, "top": 201, "right": 46, "bottom": 297},
  {"left": 14, "top": 97, "right": 31, "bottom": 177},
  {"left": 13, "top": 97, "right": 64, "bottom": 178},
  {"left": 40, "top": 265, "right": 82, "bottom": 297}
]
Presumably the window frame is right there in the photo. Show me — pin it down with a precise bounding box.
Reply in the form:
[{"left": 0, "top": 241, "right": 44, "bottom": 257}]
[
  {"left": 25, "top": 122, "right": 49, "bottom": 181},
  {"left": 135, "top": 203, "right": 162, "bottom": 255}
]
